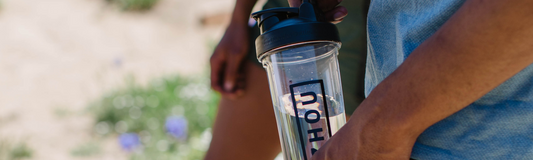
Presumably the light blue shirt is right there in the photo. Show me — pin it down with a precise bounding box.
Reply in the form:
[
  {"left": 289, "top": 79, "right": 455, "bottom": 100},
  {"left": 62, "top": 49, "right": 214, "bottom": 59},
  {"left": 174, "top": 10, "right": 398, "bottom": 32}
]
[{"left": 366, "top": 1, "right": 533, "bottom": 159}]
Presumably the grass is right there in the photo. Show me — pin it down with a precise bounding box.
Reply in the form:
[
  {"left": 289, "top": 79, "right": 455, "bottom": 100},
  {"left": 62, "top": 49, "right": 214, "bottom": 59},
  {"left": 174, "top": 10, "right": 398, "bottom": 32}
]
[
  {"left": 89, "top": 74, "right": 219, "bottom": 159},
  {"left": 107, "top": 0, "right": 159, "bottom": 11},
  {"left": 0, "top": 140, "right": 33, "bottom": 160},
  {"left": 9, "top": 144, "right": 32, "bottom": 160},
  {"left": 70, "top": 142, "right": 101, "bottom": 157}
]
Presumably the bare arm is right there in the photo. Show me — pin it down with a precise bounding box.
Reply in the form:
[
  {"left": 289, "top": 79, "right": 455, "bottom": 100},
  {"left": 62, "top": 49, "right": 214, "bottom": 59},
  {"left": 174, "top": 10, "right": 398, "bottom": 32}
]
[
  {"left": 230, "top": 0, "right": 258, "bottom": 24},
  {"left": 312, "top": 0, "right": 533, "bottom": 159},
  {"left": 206, "top": 0, "right": 282, "bottom": 160},
  {"left": 210, "top": 0, "right": 257, "bottom": 99}
]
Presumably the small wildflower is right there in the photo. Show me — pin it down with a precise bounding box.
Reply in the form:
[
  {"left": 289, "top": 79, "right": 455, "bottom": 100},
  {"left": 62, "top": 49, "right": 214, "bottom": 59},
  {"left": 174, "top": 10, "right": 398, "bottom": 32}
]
[
  {"left": 165, "top": 116, "right": 188, "bottom": 140},
  {"left": 119, "top": 133, "right": 141, "bottom": 151}
]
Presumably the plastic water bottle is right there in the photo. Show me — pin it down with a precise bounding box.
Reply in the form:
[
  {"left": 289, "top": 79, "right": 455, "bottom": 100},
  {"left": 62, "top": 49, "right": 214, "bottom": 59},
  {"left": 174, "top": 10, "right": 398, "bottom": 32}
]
[{"left": 252, "top": 1, "right": 347, "bottom": 159}]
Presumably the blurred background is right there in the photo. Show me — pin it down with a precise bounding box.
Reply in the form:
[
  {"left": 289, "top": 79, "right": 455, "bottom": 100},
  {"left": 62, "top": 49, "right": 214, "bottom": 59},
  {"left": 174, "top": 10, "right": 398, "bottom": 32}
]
[{"left": 0, "top": 0, "right": 259, "bottom": 159}]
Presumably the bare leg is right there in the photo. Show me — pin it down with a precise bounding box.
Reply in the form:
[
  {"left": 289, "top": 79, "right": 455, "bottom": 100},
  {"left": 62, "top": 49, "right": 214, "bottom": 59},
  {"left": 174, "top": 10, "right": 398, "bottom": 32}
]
[{"left": 205, "top": 61, "right": 281, "bottom": 160}]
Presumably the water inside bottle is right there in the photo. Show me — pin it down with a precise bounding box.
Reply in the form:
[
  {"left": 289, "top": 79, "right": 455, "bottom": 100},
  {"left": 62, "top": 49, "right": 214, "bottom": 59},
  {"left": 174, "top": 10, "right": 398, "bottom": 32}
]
[{"left": 275, "top": 93, "right": 346, "bottom": 159}]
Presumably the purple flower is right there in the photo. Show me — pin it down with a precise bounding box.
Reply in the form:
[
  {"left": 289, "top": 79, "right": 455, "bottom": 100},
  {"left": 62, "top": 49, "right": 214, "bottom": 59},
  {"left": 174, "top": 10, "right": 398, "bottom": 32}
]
[
  {"left": 165, "top": 116, "right": 188, "bottom": 139},
  {"left": 119, "top": 133, "right": 141, "bottom": 151}
]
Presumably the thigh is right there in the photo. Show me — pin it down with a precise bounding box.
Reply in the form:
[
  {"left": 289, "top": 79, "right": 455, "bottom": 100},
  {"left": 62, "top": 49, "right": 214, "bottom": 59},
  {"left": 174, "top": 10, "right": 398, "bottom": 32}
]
[{"left": 205, "top": 61, "right": 281, "bottom": 160}]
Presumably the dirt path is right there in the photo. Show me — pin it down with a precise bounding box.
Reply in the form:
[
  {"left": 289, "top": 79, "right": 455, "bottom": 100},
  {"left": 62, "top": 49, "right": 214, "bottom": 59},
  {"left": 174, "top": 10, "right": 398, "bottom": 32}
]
[{"left": 0, "top": 0, "right": 233, "bottom": 159}]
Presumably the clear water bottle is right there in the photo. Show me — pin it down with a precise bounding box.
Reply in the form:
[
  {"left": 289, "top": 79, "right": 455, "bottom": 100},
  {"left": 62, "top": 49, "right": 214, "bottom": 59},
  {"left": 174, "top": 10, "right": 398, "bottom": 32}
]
[{"left": 252, "top": 1, "right": 347, "bottom": 160}]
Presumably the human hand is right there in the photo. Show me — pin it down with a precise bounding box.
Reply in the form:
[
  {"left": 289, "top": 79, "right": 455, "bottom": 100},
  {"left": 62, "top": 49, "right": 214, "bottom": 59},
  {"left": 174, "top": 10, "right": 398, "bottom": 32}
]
[
  {"left": 288, "top": 0, "right": 348, "bottom": 23},
  {"left": 210, "top": 22, "right": 249, "bottom": 99},
  {"left": 309, "top": 116, "right": 415, "bottom": 160}
]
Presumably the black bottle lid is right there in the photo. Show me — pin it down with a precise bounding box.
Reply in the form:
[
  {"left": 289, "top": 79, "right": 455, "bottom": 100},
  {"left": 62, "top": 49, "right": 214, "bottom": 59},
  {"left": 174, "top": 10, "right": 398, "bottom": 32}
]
[{"left": 252, "top": 1, "right": 341, "bottom": 61}]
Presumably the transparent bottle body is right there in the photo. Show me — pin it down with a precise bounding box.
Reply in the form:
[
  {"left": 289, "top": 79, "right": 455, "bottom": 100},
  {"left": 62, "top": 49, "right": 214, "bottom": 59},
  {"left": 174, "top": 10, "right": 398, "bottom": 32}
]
[{"left": 262, "top": 42, "right": 346, "bottom": 160}]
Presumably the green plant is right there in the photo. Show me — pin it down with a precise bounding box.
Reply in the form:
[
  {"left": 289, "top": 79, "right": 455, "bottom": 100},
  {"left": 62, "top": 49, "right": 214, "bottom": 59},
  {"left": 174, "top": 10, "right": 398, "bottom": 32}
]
[
  {"left": 0, "top": 140, "right": 33, "bottom": 160},
  {"left": 89, "top": 74, "right": 219, "bottom": 159},
  {"left": 107, "top": 0, "right": 159, "bottom": 11},
  {"left": 70, "top": 142, "right": 101, "bottom": 157},
  {"left": 10, "top": 144, "right": 32, "bottom": 160}
]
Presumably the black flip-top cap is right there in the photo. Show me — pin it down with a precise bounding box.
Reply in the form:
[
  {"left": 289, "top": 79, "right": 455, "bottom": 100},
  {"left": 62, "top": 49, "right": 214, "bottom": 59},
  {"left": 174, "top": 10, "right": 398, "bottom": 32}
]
[{"left": 251, "top": 1, "right": 341, "bottom": 61}]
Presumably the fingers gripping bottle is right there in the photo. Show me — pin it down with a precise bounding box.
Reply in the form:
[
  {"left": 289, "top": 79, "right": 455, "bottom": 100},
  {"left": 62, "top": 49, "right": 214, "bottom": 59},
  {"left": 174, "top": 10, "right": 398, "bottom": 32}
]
[{"left": 252, "top": 1, "right": 347, "bottom": 159}]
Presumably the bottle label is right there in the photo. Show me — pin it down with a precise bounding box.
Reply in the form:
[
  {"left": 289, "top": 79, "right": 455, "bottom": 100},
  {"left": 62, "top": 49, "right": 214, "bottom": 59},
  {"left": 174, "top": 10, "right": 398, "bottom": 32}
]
[{"left": 289, "top": 79, "right": 332, "bottom": 159}]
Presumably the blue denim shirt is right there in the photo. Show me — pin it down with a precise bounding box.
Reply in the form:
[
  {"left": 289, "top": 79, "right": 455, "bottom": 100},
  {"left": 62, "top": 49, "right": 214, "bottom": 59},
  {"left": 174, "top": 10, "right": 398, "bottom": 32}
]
[{"left": 366, "top": 1, "right": 533, "bottom": 159}]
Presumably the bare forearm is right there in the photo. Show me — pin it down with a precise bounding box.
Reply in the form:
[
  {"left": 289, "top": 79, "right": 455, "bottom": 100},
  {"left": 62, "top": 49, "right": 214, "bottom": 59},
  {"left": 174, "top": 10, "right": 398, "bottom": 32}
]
[
  {"left": 231, "top": 0, "right": 258, "bottom": 24},
  {"left": 348, "top": 0, "right": 533, "bottom": 156}
]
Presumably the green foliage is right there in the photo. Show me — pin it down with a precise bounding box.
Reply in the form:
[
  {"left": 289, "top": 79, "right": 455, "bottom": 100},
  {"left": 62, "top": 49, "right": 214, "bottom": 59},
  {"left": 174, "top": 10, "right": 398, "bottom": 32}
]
[
  {"left": 89, "top": 75, "right": 220, "bottom": 159},
  {"left": 70, "top": 142, "right": 101, "bottom": 157},
  {"left": 0, "top": 140, "right": 33, "bottom": 160},
  {"left": 107, "top": 0, "right": 159, "bottom": 11},
  {"left": 10, "top": 144, "right": 32, "bottom": 160}
]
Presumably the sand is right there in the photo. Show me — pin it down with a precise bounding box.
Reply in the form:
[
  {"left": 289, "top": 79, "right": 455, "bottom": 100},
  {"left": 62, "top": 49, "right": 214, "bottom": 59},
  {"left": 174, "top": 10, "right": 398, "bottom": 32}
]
[{"left": 0, "top": 0, "right": 234, "bottom": 159}]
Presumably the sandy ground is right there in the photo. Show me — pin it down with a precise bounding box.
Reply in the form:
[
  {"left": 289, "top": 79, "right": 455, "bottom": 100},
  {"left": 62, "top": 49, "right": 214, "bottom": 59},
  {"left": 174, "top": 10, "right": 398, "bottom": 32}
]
[{"left": 0, "top": 0, "right": 235, "bottom": 159}]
